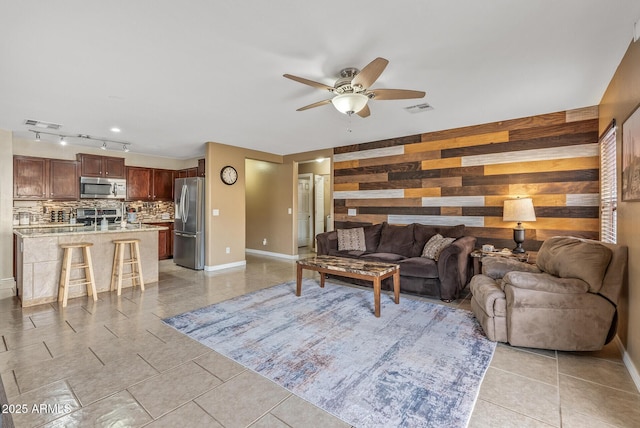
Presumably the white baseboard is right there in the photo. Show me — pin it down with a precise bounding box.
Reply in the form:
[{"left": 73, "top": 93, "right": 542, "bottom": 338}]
[
  {"left": 245, "top": 249, "right": 300, "bottom": 260},
  {"left": 0, "top": 277, "right": 15, "bottom": 291},
  {"left": 204, "top": 260, "right": 247, "bottom": 271},
  {"left": 614, "top": 335, "right": 640, "bottom": 393}
]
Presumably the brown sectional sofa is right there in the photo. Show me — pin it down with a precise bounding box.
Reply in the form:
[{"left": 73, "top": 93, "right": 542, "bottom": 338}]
[{"left": 315, "top": 222, "right": 476, "bottom": 301}]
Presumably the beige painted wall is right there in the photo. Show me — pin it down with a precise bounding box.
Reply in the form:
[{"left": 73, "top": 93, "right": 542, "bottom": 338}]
[
  {"left": 246, "top": 159, "right": 295, "bottom": 255},
  {"left": 0, "top": 129, "right": 14, "bottom": 289},
  {"left": 204, "top": 142, "right": 284, "bottom": 268},
  {"left": 599, "top": 39, "right": 640, "bottom": 374}
]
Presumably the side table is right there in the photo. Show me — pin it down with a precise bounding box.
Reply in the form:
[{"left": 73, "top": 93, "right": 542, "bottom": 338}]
[{"left": 470, "top": 249, "right": 537, "bottom": 276}]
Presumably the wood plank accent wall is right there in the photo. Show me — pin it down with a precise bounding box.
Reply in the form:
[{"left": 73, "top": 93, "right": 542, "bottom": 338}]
[{"left": 333, "top": 106, "right": 600, "bottom": 251}]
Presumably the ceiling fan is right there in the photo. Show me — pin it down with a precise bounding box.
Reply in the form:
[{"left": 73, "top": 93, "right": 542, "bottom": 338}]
[{"left": 283, "top": 57, "right": 425, "bottom": 118}]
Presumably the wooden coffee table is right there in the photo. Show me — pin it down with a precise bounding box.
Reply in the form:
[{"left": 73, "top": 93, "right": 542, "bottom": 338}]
[{"left": 296, "top": 255, "right": 400, "bottom": 317}]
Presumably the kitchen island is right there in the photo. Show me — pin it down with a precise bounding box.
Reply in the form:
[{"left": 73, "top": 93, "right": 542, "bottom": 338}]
[{"left": 14, "top": 223, "right": 168, "bottom": 307}]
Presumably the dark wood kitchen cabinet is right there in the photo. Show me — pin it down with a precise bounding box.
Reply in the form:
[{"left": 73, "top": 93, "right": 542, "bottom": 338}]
[
  {"left": 49, "top": 159, "right": 79, "bottom": 199},
  {"left": 126, "top": 167, "right": 153, "bottom": 200},
  {"left": 197, "top": 158, "right": 206, "bottom": 177},
  {"left": 13, "top": 156, "right": 78, "bottom": 200},
  {"left": 153, "top": 169, "right": 174, "bottom": 201},
  {"left": 176, "top": 167, "right": 198, "bottom": 178},
  {"left": 76, "top": 153, "right": 125, "bottom": 178},
  {"left": 126, "top": 167, "right": 174, "bottom": 201},
  {"left": 158, "top": 222, "right": 174, "bottom": 259}
]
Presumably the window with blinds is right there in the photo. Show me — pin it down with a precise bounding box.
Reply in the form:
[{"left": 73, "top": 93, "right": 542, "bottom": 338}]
[{"left": 600, "top": 120, "right": 617, "bottom": 244}]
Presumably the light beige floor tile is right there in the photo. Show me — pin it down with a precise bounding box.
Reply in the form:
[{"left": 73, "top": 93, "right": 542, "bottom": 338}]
[
  {"left": 68, "top": 354, "right": 159, "bottom": 406},
  {"left": 0, "top": 341, "right": 52, "bottom": 372},
  {"left": 2, "top": 322, "right": 76, "bottom": 350},
  {"left": 194, "top": 351, "right": 246, "bottom": 381},
  {"left": 270, "top": 394, "right": 350, "bottom": 428},
  {"left": 195, "top": 370, "right": 290, "bottom": 428},
  {"left": 87, "top": 331, "right": 164, "bottom": 366},
  {"left": 44, "top": 390, "right": 152, "bottom": 427},
  {"left": 560, "top": 406, "right": 619, "bottom": 428},
  {"left": 490, "top": 345, "right": 558, "bottom": 385},
  {"left": 45, "top": 325, "right": 118, "bottom": 358},
  {"left": 128, "top": 361, "right": 222, "bottom": 418},
  {"left": 1, "top": 370, "right": 20, "bottom": 399},
  {"left": 558, "top": 351, "right": 637, "bottom": 393},
  {"left": 559, "top": 374, "right": 640, "bottom": 427},
  {"left": 135, "top": 334, "right": 211, "bottom": 372},
  {"left": 468, "top": 399, "right": 557, "bottom": 427},
  {"left": 251, "top": 413, "right": 291, "bottom": 428},
  {"left": 13, "top": 347, "right": 103, "bottom": 394},
  {"left": 479, "top": 367, "right": 560, "bottom": 426},
  {"left": 0, "top": 312, "right": 35, "bottom": 334},
  {"left": 10, "top": 380, "right": 80, "bottom": 427},
  {"left": 144, "top": 401, "right": 223, "bottom": 428}
]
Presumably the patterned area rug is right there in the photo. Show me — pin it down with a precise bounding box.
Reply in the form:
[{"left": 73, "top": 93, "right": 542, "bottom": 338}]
[{"left": 163, "top": 280, "right": 496, "bottom": 427}]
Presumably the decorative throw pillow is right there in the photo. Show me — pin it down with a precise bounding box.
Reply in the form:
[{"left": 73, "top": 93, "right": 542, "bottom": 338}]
[
  {"left": 421, "top": 234, "right": 456, "bottom": 261},
  {"left": 337, "top": 228, "right": 366, "bottom": 251}
]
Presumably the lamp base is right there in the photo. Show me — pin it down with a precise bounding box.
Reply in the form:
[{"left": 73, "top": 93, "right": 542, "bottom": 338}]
[{"left": 512, "top": 228, "right": 526, "bottom": 254}]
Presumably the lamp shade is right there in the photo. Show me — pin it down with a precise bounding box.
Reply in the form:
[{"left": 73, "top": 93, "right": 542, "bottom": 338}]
[
  {"left": 331, "top": 93, "right": 368, "bottom": 114},
  {"left": 503, "top": 198, "right": 536, "bottom": 222}
]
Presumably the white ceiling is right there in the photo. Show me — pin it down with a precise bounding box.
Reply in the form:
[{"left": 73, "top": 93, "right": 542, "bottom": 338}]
[{"left": 2, "top": 1, "right": 639, "bottom": 160}]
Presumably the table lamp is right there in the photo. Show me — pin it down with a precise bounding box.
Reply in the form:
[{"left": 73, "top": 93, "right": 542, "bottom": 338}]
[{"left": 503, "top": 197, "right": 536, "bottom": 253}]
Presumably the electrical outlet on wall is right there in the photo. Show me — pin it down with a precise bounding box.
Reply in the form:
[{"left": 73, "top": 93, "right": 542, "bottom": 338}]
[
  {"left": 225, "top": 247, "right": 230, "bottom": 254},
  {"left": 262, "top": 238, "right": 267, "bottom": 246}
]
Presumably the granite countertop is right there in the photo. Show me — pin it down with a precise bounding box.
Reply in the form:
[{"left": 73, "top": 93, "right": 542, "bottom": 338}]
[{"left": 14, "top": 223, "right": 168, "bottom": 238}]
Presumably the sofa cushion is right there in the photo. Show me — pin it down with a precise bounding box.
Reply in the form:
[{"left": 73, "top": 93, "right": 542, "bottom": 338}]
[
  {"left": 328, "top": 249, "right": 368, "bottom": 259},
  {"left": 504, "top": 271, "right": 590, "bottom": 294},
  {"left": 363, "top": 223, "right": 384, "bottom": 251},
  {"left": 397, "top": 257, "right": 439, "bottom": 278},
  {"left": 412, "top": 223, "right": 466, "bottom": 256},
  {"left": 376, "top": 223, "right": 415, "bottom": 257},
  {"left": 421, "top": 234, "right": 456, "bottom": 261},
  {"left": 536, "top": 236, "right": 612, "bottom": 293},
  {"left": 337, "top": 228, "right": 366, "bottom": 251},
  {"left": 362, "top": 253, "right": 407, "bottom": 263}
]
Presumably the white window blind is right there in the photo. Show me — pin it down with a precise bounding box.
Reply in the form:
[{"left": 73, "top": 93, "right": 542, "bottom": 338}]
[{"left": 600, "top": 120, "right": 617, "bottom": 243}]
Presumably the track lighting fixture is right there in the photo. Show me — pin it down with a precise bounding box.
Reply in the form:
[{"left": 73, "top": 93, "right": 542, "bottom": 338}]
[{"left": 28, "top": 129, "right": 132, "bottom": 152}]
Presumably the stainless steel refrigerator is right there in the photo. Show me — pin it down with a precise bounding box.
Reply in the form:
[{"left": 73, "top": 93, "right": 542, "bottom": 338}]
[{"left": 174, "top": 177, "right": 205, "bottom": 269}]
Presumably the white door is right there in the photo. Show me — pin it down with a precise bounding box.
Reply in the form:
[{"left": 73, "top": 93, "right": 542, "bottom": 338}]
[
  {"left": 297, "top": 174, "right": 312, "bottom": 247},
  {"left": 314, "top": 175, "right": 325, "bottom": 240}
]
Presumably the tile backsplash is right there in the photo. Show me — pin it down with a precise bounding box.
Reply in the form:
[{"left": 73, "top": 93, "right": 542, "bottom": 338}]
[{"left": 13, "top": 200, "right": 174, "bottom": 225}]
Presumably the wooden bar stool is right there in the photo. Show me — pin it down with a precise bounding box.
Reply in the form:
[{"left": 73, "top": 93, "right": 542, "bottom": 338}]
[
  {"left": 110, "top": 239, "right": 145, "bottom": 296},
  {"left": 58, "top": 242, "right": 98, "bottom": 308}
]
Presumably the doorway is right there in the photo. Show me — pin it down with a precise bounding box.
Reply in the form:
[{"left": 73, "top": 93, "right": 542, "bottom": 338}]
[{"left": 297, "top": 173, "right": 313, "bottom": 248}]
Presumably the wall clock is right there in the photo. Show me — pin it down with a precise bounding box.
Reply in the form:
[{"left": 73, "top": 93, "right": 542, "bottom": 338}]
[{"left": 220, "top": 165, "right": 238, "bottom": 185}]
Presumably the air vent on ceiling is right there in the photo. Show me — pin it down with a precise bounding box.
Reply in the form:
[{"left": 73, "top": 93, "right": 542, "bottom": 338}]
[
  {"left": 403, "top": 103, "right": 434, "bottom": 114},
  {"left": 23, "top": 119, "right": 62, "bottom": 130}
]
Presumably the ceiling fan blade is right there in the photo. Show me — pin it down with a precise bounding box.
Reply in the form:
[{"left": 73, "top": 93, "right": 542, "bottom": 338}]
[
  {"left": 356, "top": 104, "right": 371, "bottom": 118},
  {"left": 352, "top": 57, "right": 389, "bottom": 89},
  {"left": 371, "top": 89, "right": 426, "bottom": 100},
  {"left": 283, "top": 74, "right": 334, "bottom": 92},
  {"left": 296, "top": 99, "right": 333, "bottom": 111}
]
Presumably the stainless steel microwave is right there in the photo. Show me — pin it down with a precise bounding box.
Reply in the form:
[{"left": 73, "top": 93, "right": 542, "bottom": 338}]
[{"left": 79, "top": 176, "right": 126, "bottom": 199}]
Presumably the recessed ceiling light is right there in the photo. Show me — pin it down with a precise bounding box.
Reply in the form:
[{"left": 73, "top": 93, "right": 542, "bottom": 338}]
[{"left": 110, "top": 127, "right": 121, "bottom": 133}]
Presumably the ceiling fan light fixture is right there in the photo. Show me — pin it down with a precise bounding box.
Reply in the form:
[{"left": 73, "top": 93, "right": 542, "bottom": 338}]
[{"left": 331, "top": 93, "right": 368, "bottom": 115}]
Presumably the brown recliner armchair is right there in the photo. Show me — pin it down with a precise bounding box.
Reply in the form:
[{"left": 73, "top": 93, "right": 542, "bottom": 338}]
[{"left": 469, "top": 236, "right": 628, "bottom": 351}]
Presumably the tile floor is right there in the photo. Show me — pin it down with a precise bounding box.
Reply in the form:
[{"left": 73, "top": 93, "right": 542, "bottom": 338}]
[{"left": 0, "top": 253, "right": 639, "bottom": 427}]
